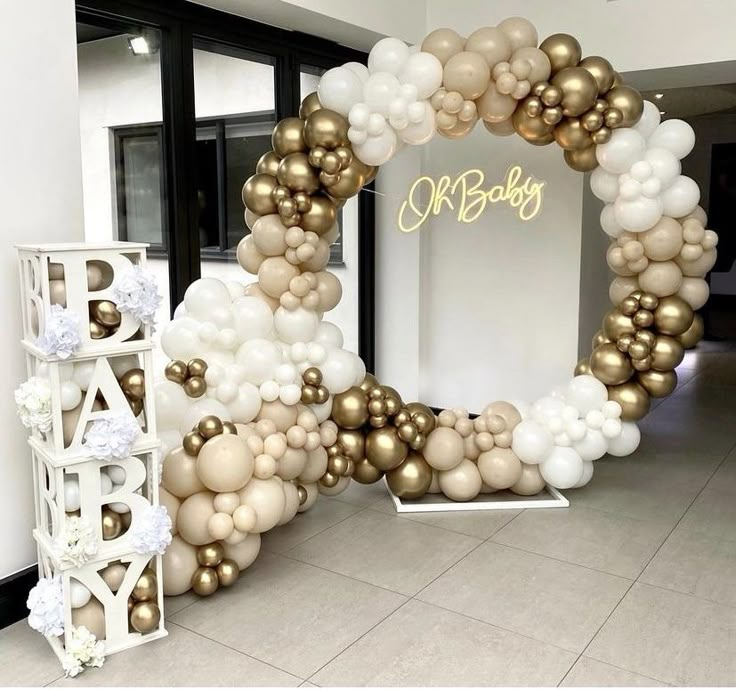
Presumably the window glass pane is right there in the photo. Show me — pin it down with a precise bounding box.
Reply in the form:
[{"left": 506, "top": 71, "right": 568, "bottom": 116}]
[{"left": 76, "top": 22, "right": 172, "bottom": 375}]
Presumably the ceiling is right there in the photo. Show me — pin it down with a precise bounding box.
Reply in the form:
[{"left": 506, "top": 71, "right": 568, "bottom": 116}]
[
  {"left": 641, "top": 83, "right": 736, "bottom": 120},
  {"left": 76, "top": 23, "right": 122, "bottom": 44}
]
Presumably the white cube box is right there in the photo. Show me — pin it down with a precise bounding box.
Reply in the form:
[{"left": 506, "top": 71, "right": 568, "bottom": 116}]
[
  {"left": 17, "top": 242, "right": 153, "bottom": 359},
  {"left": 31, "top": 439, "right": 162, "bottom": 566},
  {"left": 37, "top": 545, "right": 166, "bottom": 660},
  {"left": 24, "top": 349, "right": 158, "bottom": 459}
]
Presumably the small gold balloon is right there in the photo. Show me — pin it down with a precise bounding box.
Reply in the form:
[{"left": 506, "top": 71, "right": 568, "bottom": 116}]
[
  {"left": 299, "top": 91, "right": 322, "bottom": 119},
  {"left": 328, "top": 454, "right": 349, "bottom": 476},
  {"left": 272, "top": 117, "right": 307, "bottom": 156},
  {"left": 92, "top": 300, "right": 122, "bottom": 327},
  {"left": 182, "top": 430, "right": 205, "bottom": 456},
  {"left": 300, "top": 195, "right": 337, "bottom": 235},
  {"left": 198, "top": 415, "right": 224, "bottom": 439},
  {"left": 216, "top": 559, "right": 239, "bottom": 587},
  {"left": 579, "top": 55, "right": 615, "bottom": 95},
  {"left": 554, "top": 117, "right": 593, "bottom": 151},
  {"left": 336, "top": 429, "right": 365, "bottom": 462},
  {"left": 359, "top": 373, "right": 379, "bottom": 392},
  {"left": 592, "top": 329, "right": 611, "bottom": 348},
  {"left": 221, "top": 421, "right": 237, "bottom": 435},
  {"left": 633, "top": 309, "right": 654, "bottom": 328},
  {"left": 677, "top": 313, "right": 704, "bottom": 349},
  {"left": 197, "top": 542, "right": 225, "bottom": 567},
  {"left": 590, "top": 126, "right": 612, "bottom": 145},
  {"left": 242, "top": 173, "right": 278, "bottom": 216},
  {"left": 256, "top": 150, "right": 281, "bottom": 176},
  {"left": 621, "top": 297, "right": 639, "bottom": 315},
  {"left": 331, "top": 387, "right": 368, "bottom": 429},
  {"left": 183, "top": 376, "right": 206, "bottom": 398},
  {"left": 320, "top": 471, "right": 339, "bottom": 488},
  {"left": 367, "top": 397, "right": 387, "bottom": 416},
  {"left": 650, "top": 335, "right": 684, "bottom": 372},
  {"left": 277, "top": 152, "right": 320, "bottom": 194},
  {"left": 607, "top": 381, "right": 650, "bottom": 421},
  {"left": 551, "top": 67, "right": 599, "bottom": 117},
  {"left": 315, "top": 386, "right": 330, "bottom": 404},
  {"left": 303, "top": 109, "right": 349, "bottom": 149},
  {"left": 191, "top": 566, "right": 219, "bottom": 597},
  {"left": 132, "top": 569, "right": 157, "bottom": 602},
  {"left": 165, "top": 360, "right": 188, "bottom": 384},
  {"left": 102, "top": 508, "right": 122, "bottom": 540},
  {"left": 637, "top": 329, "right": 657, "bottom": 348},
  {"left": 590, "top": 342, "right": 634, "bottom": 385},
  {"left": 129, "top": 396, "right": 144, "bottom": 417},
  {"left": 303, "top": 366, "right": 323, "bottom": 386},
  {"left": 89, "top": 320, "right": 108, "bottom": 339},
  {"left": 297, "top": 485, "right": 308, "bottom": 505},
  {"left": 130, "top": 601, "right": 161, "bottom": 633},
  {"left": 397, "top": 422, "right": 418, "bottom": 443},
  {"left": 605, "top": 86, "right": 644, "bottom": 127},
  {"left": 128, "top": 597, "right": 135, "bottom": 613},
  {"left": 603, "top": 108, "right": 623, "bottom": 128},
  {"left": 412, "top": 411, "right": 436, "bottom": 435},
  {"left": 409, "top": 432, "right": 426, "bottom": 451},
  {"left": 513, "top": 104, "right": 555, "bottom": 145},
  {"left": 628, "top": 340, "right": 650, "bottom": 361},
  {"left": 369, "top": 414, "right": 388, "bottom": 428},
  {"left": 301, "top": 384, "right": 318, "bottom": 404},
  {"left": 394, "top": 409, "right": 412, "bottom": 426},
  {"left": 539, "top": 33, "right": 582, "bottom": 73},
  {"left": 581, "top": 110, "right": 604, "bottom": 132},
  {"left": 384, "top": 395, "right": 401, "bottom": 417},
  {"left": 352, "top": 458, "right": 384, "bottom": 484},
  {"left": 541, "top": 106, "right": 563, "bottom": 126},
  {"left": 386, "top": 452, "right": 433, "bottom": 499},
  {"left": 187, "top": 358, "right": 208, "bottom": 378},
  {"left": 639, "top": 293, "right": 659, "bottom": 311},
  {"left": 525, "top": 96, "right": 543, "bottom": 117},
  {"left": 564, "top": 146, "right": 599, "bottom": 172},
  {"left": 120, "top": 368, "right": 145, "bottom": 400},
  {"left": 541, "top": 86, "right": 562, "bottom": 107},
  {"left": 638, "top": 369, "right": 677, "bottom": 398},
  {"left": 365, "top": 426, "right": 408, "bottom": 471},
  {"left": 603, "top": 309, "right": 636, "bottom": 340},
  {"left": 574, "top": 357, "right": 592, "bottom": 376},
  {"left": 654, "top": 296, "right": 694, "bottom": 336}
]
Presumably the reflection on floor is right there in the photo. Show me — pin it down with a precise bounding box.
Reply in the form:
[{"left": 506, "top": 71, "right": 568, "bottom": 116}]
[{"left": 3, "top": 341, "right": 736, "bottom": 687}]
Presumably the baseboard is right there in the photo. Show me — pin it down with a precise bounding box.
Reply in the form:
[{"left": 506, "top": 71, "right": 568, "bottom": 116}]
[{"left": 0, "top": 565, "right": 36, "bottom": 630}]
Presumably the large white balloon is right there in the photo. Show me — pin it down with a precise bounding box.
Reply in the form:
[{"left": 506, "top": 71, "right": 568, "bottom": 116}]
[
  {"left": 160, "top": 317, "right": 203, "bottom": 361},
  {"left": 540, "top": 447, "right": 585, "bottom": 489},
  {"left": 572, "top": 460, "right": 595, "bottom": 488},
  {"left": 313, "top": 321, "right": 344, "bottom": 349},
  {"left": 317, "top": 66, "right": 364, "bottom": 117},
  {"left": 155, "top": 381, "right": 190, "bottom": 431},
  {"left": 600, "top": 204, "right": 624, "bottom": 238},
  {"left": 590, "top": 167, "right": 620, "bottom": 203},
  {"left": 614, "top": 195, "right": 663, "bottom": 232},
  {"left": 368, "top": 37, "right": 410, "bottom": 76},
  {"left": 511, "top": 419, "right": 554, "bottom": 464},
  {"left": 231, "top": 296, "right": 274, "bottom": 342},
  {"left": 235, "top": 338, "right": 282, "bottom": 385},
  {"left": 633, "top": 100, "right": 661, "bottom": 139},
  {"left": 227, "top": 382, "right": 262, "bottom": 423},
  {"left": 573, "top": 429, "right": 608, "bottom": 461},
  {"left": 363, "top": 72, "right": 401, "bottom": 116},
  {"left": 565, "top": 376, "right": 608, "bottom": 416},
  {"left": 320, "top": 348, "right": 362, "bottom": 394},
  {"left": 647, "top": 119, "right": 695, "bottom": 159},
  {"left": 398, "top": 51, "right": 443, "bottom": 99},
  {"left": 645, "top": 148, "right": 681, "bottom": 188},
  {"left": 606, "top": 422, "right": 641, "bottom": 456},
  {"left": 273, "top": 307, "right": 319, "bottom": 344},
  {"left": 178, "top": 398, "right": 231, "bottom": 435},
  {"left": 660, "top": 175, "right": 700, "bottom": 218},
  {"left": 353, "top": 127, "right": 398, "bottom": 166},
  {"left": 596, "top": 129, "right": 647, "bottom": 174},
  {"left": 184, "top": 278, "right": 232, "bottom": 320},
  {"left": 398, "top": 101, "right": 437, "bottom": 145}
]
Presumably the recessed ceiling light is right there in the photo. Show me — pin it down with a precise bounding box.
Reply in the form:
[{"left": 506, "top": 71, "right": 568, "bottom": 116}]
[
  {"left": 659, "top": 110, "right": 666, "bottom": 115},
  {"left": 655, "top": 93, "right": 664, "bottom": 99}
]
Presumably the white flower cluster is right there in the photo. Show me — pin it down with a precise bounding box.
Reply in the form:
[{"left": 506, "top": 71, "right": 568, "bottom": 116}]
[
  {"left": 129, "top": 504, "right": 172, "bottom": 555},
  {"left": 54, "top": 515, "right": 98, "bottom": 567},
  {"left": 27, "top": 575, "right": 65, "bottom": 637},
  {"left": 61, "top": 626, "right": 105, "bottom": 678},
  {"left": 14, "top": 376, "right": 53, "bottom": 433},
  {"left": 110, "top": 265, "right": 161, "bottom": 329},
  {"left": 37, "top": 305, "right": 81, "bottom": 359},
  {"left": 83, "top": 412, "right": 140, "bottom": 461}
]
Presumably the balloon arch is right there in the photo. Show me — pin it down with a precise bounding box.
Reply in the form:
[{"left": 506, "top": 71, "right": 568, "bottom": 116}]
[{"left": 156, "top": 18, "right": 716, "bottom": 597}]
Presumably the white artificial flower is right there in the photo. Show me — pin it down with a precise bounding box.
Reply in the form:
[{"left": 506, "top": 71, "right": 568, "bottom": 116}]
[
  {"left": 61, "top": 626, "right": 105, "bottom": 677},
  {"left": 110, "top": 265, "right": 161, "bottom": 330},
  {"left": 14, "top": 376, "right": 53, "bottom": 432},
  {"left": 27, "top": 575, "right": 65, "bottom": 637},
  {"left": 36, "top": 305, "right": 81, "bottom": 359},
  {"left": 83, "top": 412, "right": 140, "bottom": 461},
  {"left": 54, "top": 516, "right": 98, "bottom": 567},
  {"left": 130, "top": 504, "right": 172, "bottom": 555}
]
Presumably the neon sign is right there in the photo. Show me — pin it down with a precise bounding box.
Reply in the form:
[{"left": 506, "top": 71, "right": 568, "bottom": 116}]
[{"left": 397, "top": 165, "right": 546, "bottom": 233}]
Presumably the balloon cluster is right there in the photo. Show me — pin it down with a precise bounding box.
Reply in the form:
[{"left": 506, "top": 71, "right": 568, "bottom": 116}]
[
  {"left": 300, "top": 366, "right": 330, "bottom": 405},
  {"left": 191, "top": 542, "right": 239, "bottom": 597},
  {"left": 89, "top": 300, "right": 122, "bottom": 340},
  {"left": 164, "top": 358, "right": 208, "bottom": 398},
  {"left": 128, "top": 567, "right": 161, "bottom": 633}
]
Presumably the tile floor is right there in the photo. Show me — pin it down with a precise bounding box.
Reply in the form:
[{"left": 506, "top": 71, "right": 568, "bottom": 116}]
[{"left": 2, "top": 344, "right": 736, "bottom": 687}]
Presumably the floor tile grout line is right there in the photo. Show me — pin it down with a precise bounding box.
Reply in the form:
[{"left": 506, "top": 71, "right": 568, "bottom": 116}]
[
  {"left": 559, "top": 437, "right": 736, "bottom": 687},
  {"left": 164, "top": 620, "right": 306, "bottom": 684},
  {"left": 558, "top": 654, "right": 674, "bottom": 687}
]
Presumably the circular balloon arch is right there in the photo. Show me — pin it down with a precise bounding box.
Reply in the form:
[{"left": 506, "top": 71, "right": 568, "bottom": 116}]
[{"left": 156, "top": 18, "right": 716, "bottom": 598}]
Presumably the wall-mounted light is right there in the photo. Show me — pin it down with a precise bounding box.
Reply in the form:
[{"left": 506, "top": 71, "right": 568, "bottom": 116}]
[
  {"left": 127, "top": 34, "right": 159, "bottom": 55},
  {"left": 655, "top": 92, "right": 664, "bottom": 99},
  {"left": 659, "top": 110, "right": 666, "bottom": 116}
]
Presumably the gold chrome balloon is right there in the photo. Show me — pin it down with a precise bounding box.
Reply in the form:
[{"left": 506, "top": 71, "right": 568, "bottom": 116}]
[
  {"left": 513, "top": 104, "right": 555, "bottom": 145},
  {"left": 554, "top": 118, "right": 593, "bottom": 151},
  {"left": 564, "top": 146, "right": 599, "bottom": 172},
  {"left": 654, "top": 296, "right": 694, "bottom": 336},
  {"left": 242, "top": 173, "right": 278, "bottom": 216},
  {"left": 365, "top": 426, "right": 408, "bottom": 471},
  {"left": 128, "top": 396, "right": 144, "bottom": 417},
  {"left": 650, "top": 335, "right": 684, "bottom": 372},
  {"left": 198, "top": 415, "right": 224, "bottom": 439},
  {"left": 92, "top": 300, "right": 121, "bottom": 328},
  {"left": 256, "top": 151, "right": 281, "bottom": 176},
  {"left": 272, "top": 117, "right": 307, "bottom": 156},
  {"left": 120, "top": 368, "right": 145, "bottom": 401},
  {"left": 165, "top": 360, "right": 188, "bottom": 384},
  {"left": 607, "top": 381, "right": 650, "bottom": 421},
  {"left": 579, "top": 55, "right": 615, "bottom": 95},
  {"left": 352, "top": 458, "right": 384, "bottom": 484},
  {"left": 299, "top": 195, "right": 337, "bottom": 234},
  {"left": 101, "top": 508, "right": 122, "bottom": 541},
  {"left": 592, "top": 329, "right": 611, "bottom": 348},
  {"left": 539, "top": 33, "right": 582, "bottom": 73},
  {"left": 551, "top": 67, "right": 598, "bottom": 117},
  {"left": 328, "top": 454, "right": 349, "bottom": 476},
  {"left": 319, "top": 471, "right": 339, "bottom": 488},
  {"left": 603, "top": 309, "right": 636, "bottom": 340},
  {"left": 359, "top": 373, "right": 379, "bottom": 392},
  {"left": 605, "top": 86, "right": 644, "bottom": 127},
  {"left": 222, "top": 421, "right": 237, "bottom": 435},
  {"left": 299, "top": 91, "right": 322, "bottom": 119},
  {"left": 386, "top": 452, "right": 433, "bottom": 499},
  {"left": 677, "top": 313, "right": 704, "bottom": 349},
  {"left": 315, "top": 386, "right": 330, "bottom": 404},
  {"left": 191, "top": 567, "right": 219, "bottom": 597},
  {"left": 638, "top": 369, "right": 677, "bottom": 397},
  {"left": 276, "top": 152, "right": 320, "bottom": 194},
  {"left": 590, "top": 342, "right": 634, "bottom": 385},
  {"left": 297, "top": 485, "right": 308, "bottom": 505},
  {"left": 183, "top": 430, "right": 205, "bottom": 456},
  {"left": 183, "top": 376, "right": 206, "bottom": 398},
  {"left": 331, "top": 387, "right": 368, "bottom": 429},
  {"left": 89, "top": 320, "right": 108, "bottom": 339},
  {"left": 574, "top": 357, "right": 592, "bottom": 376},
  {"left": 197, "top": 542, "right": 225, "bottom": 567},
  {"left": 303, "top": 109, "right": 349, "bottom": 150},
  {"left": 216, "top": 559, "right": 239, "bottom": 587},
  {"left": 303, "top": 367, "right": 322, "bottom": 386},
  {"left": 336, "top": 429, "right": 365, "bottom": 462},
  {"left": 187, "top": 358, "right": 208, "bottom": 378},
  {"left": 132, "top": 569, "right": 157, "bottom": 602},
  {"left": 130, "top": 601, "right": 161, "bottom": 633}
]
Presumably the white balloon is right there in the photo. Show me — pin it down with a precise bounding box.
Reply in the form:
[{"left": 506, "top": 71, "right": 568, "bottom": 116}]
[
  {"left": 606, "top": 422, "right": 641, "bottom": 456},
  {"left": 590, "top": 167, "right": 620, "bottom": 203},
  {"left": 539, "top": 446, "right": 585, "bottom": 489},
  {"left": 398, "top": 101, "right": 437, "bottom": 145},
  {"left": 160, "top": 317, "right": 203, "bottom": 361},
  {"left": 178, "top": 398, "right": 231, "bottom": 435},
  {"left": 59, "top": 381, "right": 82, "bottom": 411},
  {"left": 566, "top": 419, "right": 587, "bottom": 442},
  {"left": 173, "top": 302, "right": 187, "bottom": 319},
  {"left": 184, "top": 278, "right": 232, "bottom": 320},
  {"left": 511, "top": 419, "right": 553, "bottom": 464},
  {"left": 573, "top": 429, "right": 608, "bottom": 461},
  {"left": 353, "top": 127, "right": 398, "bottom": 166},
  {"left": 155, "top": 380, "right": 190, "bottom": 431},
  {"left": 274, "top": 307, "right": 319, "bottom": 344},
  {"left": 231, "top": 296, "right": 274, "bottom": 342},
  {"left": 398, "top": 51, "right": 443, "bottom": 99},
  {"left": 70, "top": 581, "right": 91, "bottom": 609},
  {"left": 572, "top": 460, "right": 594, "bottom": 488},
  {"left": 72, "top": 361, "right": 96, "bottom": 391},
  {"left": 279, "top": 384, "right": 302, "bottom": 406},
  {"left": 600, "top": 204, "right": 624, "bottom": 238},
  {"left": 660, "top": 175, "right": 700, "bottom": 218},
  {"left": 259, "top": 380, "right": 280, "bottom": 402},
  {"left": 363, "top": 72, "right": 401, "bottom": 116},
  {"left": 368, "top": 37, "right": 410, "bottom": 75},
  {"left": 633, "top": 100, "right": 661, "bottom": 139},
  {"left": 318, "top": 66, "right": 364, "bottom": 117},
  {"left": 216, "top": 380, "right": 238, "bottom": 403},
  {"left": 647, "top": 119, "right": 695, "bottom": 159},
  {"left": 596, "top": 129, "right": 647, "bottom": 174},
  {"left": 614, "top": 195, "right": 663, "bottom": 232},
  {"left": 235, "top": 338, "right": 282, "bottom": 385},
  {"left": 320, "top": 348, "right": 361, "bottom": 394},
  {"left": 100, "top": 473, "right": 113, "bottom": 495},
  {"left": 159, "top": 430, "right": 182, "bottom": 459},
  {"left": 225, "top": 280, "right": 246, "bottom": 300},
  {"left": 343, "top": 61, "right": 369, "bottom": 83},
  {"left": 531, "top": 397, "right": 565, "bottom": 424},
  {"left": 565, "top": 376, "right": 608, "bottom": 416},
  {"left": 645, "top": 147, "right": 681, "bottom": 188},
  {"left": 64, "top": 476, "right": 80, "bottom": 512},
  {"left": 109, "top": 354, "right": 140, "bottom": 379},
  {"left": 314, "top": 321, "right": 344, "bottom": 349},
  {"left": 227, "top": 382, "right": 262, "bottom": 423},
  {"left": 310, "top": 397, "right": 333, "bottom": 424}
]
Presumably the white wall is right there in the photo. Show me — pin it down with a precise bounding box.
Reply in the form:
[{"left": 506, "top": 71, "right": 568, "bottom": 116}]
[{"left": 0, "top": 0, "right": 84, "bottom": 579}]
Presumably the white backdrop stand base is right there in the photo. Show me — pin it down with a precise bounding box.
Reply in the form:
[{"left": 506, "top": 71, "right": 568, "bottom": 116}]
[{"left": 385, "top": 479, "right": 568, "bottom": 513}]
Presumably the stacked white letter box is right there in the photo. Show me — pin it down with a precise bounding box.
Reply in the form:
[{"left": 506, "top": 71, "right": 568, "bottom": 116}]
[{"left": 16, "top": 242, "right": 167, "bottom": 661}]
